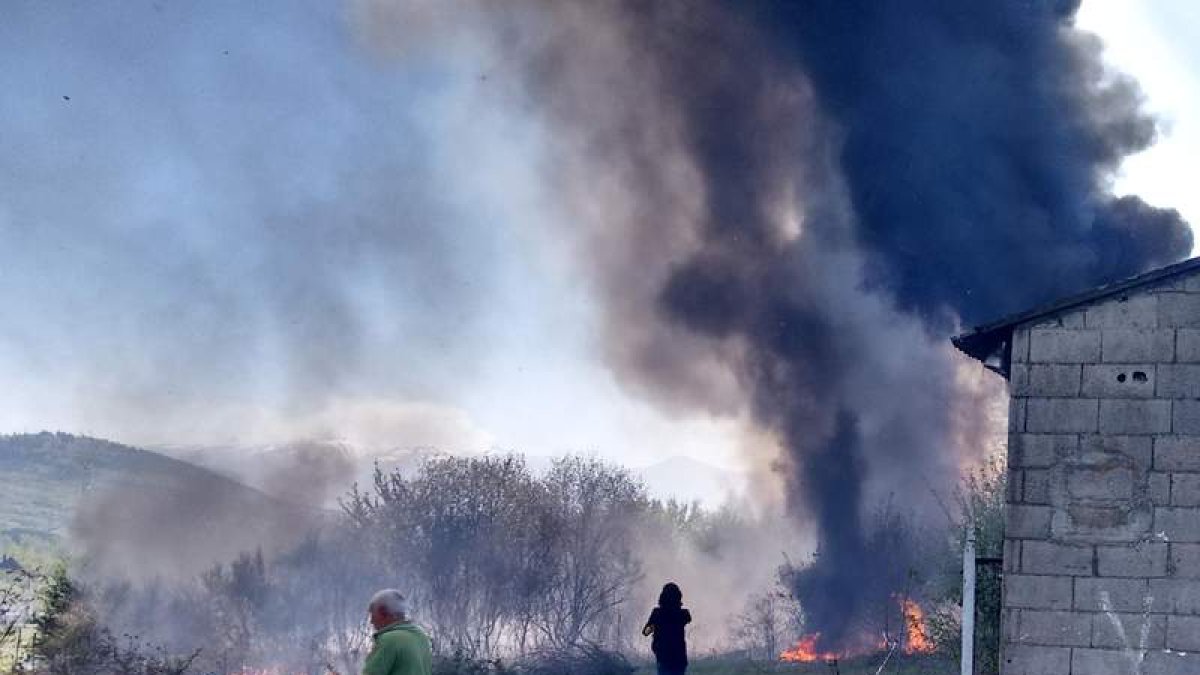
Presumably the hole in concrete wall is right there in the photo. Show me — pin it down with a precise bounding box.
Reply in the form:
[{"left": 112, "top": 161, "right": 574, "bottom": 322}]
[
  {"left": 1133, "top": 371, "right": 1148, "bottom": 382},
  {"left": 1117, "top": 373, "right": 1127, "bottom": 383}
]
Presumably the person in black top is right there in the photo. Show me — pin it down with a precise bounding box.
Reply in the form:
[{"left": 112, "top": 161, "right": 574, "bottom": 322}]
[{"left": 642, "top": 582, "right": 691, "bottom": 675}]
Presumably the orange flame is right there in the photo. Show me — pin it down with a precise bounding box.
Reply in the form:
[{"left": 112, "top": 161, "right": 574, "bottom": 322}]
[
  {"left": 901, "top": 599, "right": 934, "bottom": 654},
  {"left": 779, "top": 597, "right": 935, "bottom": 662},
  {"left": 779, "top": 633, "right": 840, "bottom": 663}
]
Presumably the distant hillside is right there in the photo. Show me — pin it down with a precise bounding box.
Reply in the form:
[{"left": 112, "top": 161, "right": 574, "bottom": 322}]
[{"left": 0, "top": 432, "right": 319, "bottom": 577}]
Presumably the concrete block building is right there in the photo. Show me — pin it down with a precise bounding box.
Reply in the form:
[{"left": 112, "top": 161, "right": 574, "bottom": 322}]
[{"left": 955, "top": 257, "right": 1200, "bottom": 675}]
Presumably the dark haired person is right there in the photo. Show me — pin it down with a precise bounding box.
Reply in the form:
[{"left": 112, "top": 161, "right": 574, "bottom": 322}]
[{"left": 642, "top": 582, "right": 691, "bottom": 675}]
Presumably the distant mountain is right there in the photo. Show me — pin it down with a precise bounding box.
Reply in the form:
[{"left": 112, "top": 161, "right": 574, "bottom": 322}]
[
  {"left": 156, "top": 441, "right": 746, "bottom": 509},
  {"left": 0, "top": 432, "right": 318, "bottom": 578},
  {"left": 633, "top": 455, "right": 747, "bottom": 507},
  {"left": 153, "top": 441, "right": 446, "bottom": 506}
]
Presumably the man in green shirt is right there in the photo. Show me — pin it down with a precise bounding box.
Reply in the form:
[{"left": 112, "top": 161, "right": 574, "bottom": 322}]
[{"left": 362, "top": 589, "right": 433, "bottom": 675}]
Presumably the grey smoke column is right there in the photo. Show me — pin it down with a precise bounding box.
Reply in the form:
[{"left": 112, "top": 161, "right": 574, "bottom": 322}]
[{"left": 360, "top": 0, "right": 1193, "bottom": 651}]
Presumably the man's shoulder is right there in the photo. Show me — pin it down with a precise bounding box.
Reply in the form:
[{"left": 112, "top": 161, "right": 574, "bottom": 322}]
[{"left": 378, "top": 624, "right": 431, "bottom": 649}]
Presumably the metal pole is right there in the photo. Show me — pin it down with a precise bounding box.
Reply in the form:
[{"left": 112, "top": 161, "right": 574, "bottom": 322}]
[{"left": 961, "top": 527, "right": 977, "bottom": 675}]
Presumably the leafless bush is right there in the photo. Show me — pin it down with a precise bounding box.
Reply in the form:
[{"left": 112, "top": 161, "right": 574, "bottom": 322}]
[
  {"left": 344, "top": 455, "right": 645, "bottom": 659},
  {"left": 734, "top": 586, "right": 798, "bottom": 661}
]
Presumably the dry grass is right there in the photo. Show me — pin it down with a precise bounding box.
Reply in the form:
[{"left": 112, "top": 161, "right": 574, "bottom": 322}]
[{"left": 630, "top": 653, "right": 957, "bottom": 675}]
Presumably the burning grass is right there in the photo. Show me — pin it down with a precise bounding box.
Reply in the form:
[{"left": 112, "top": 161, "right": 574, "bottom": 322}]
[
  {"left": 637, "top": 652, "right": 955, "bottom": 675},
  {"left": 780, "top": 596, "right": 935, "bottom": 665}
]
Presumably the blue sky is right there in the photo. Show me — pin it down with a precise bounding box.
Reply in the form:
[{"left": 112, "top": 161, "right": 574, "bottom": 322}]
[{"left": 0, "top": 1, "right": 1190, "bottom": 473}]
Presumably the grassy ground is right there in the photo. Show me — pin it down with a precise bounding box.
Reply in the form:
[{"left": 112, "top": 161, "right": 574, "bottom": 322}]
[{"left": 631, "top": 653, "right": 957, "bottom": 675}]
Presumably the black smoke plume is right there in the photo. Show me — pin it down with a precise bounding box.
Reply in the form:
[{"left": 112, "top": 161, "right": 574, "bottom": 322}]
[{"left": 362, "top": 0, "right": 1194, "bottom": 651}]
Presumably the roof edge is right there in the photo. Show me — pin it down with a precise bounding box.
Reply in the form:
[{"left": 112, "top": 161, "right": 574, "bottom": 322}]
[{"left": 953, "top": 255, "right": 1200, "bottom": 367}]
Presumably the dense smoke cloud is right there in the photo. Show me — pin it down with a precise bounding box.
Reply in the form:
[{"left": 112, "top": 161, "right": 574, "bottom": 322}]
[
  {"left": 354, "top": 0, "right": 1191, "bottom": 650},
  {"left": 759, "top": 0, "right": 1192, "bottom": 325}
]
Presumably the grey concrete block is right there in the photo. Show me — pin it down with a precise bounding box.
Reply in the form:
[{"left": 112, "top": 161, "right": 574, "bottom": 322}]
[
  {"left": 1008, "top": 469, "right": 1024, "bottom": 504},
  {"left": 1010, "top": 364, "right": 1030, "bottom": 397},
  {"left": 1172, "top": 473, "right": 1200, "bottom": 506},
  {"left": 1091, "top": 612, "right": 1166, "bottom": 649},
  {"left": 1012, "top": 327, "right": 1031, "bottom": 364},
  {"left": 1086, "top": 293, "right": 1159, "bottom": 328},
  {"left": 1155, "top": 436, "right": 1200, "bottom": 471},
  {"left": 1072, "top": 648, "right": 1142, "bottom": 675},
  {"left": 1000, "top": 644, "right": 1071, "bottom": 675},
  {"left": 1028, "top": 310, "right": 1086, "bottom": 329},
  {"left": 1080, "top": 434, "right": 1152, "bottom": 468},
  {"left": 1027, "top": 398, "right": 1098, "bottom": 433},
  {"left": 1020, "top": 364, "right": 1082, "bottom": 397},
  {"left": 1170, "top": 543, "right": 1200, "bottom": 578},
  {"left": 1159, "top": 293, "right": 1200, "bottom": 328},
  {"left": 1144, "top": 649, "right": 1200, "bottom": 675},
  {"left": 1178, "top": 329, "right": 1200, "bottom": 362},
  {"left": 1167, "top": 615, "right": 1200, "bottom": 651},
  {"left": 1155, "top": 507, "right": 1200, "bottom": 542},
  {"left": 1099, "top": 399, "right": 1171, "bottom": 435},
  {"left": 1010, "top": 397, "right": 1027, "bottom": 432},
  {"left": 1061, "top": 502, "right": 1153, "bottom": 542},
  {"left": 1029, "top": 328, "right": 1101, "bottom": 363},
  {"left": 1011, "top": 434, "right": 1074, "bottom": 468},
  {"left": 1103, "top": 328, "right": 1175, "bottom": 363},
  {"left": 1149, "top": 578, "right": 1200, "bottom": 615},
  {"left": 1096, "top": 542, "right": 1168, "bottom": 577},
  {"left": 1006, "top": 574, "right": 1073, "bottom": 610},
  {"left": 1007, "top": 504, "right": 1053, "bottom": 539},
  {"left": 1083, "top": 364, "right": 1155, "bottom": 398},
  {"left": 1013, "top": 609, "right": 1091, "bottom": 647},
  {"left": 1173, "top": 400, "right": 1200, "bottom": 435},
  {"left": 1159, "top": 364, "right": 1200, "bottom": 398},
  {"left": 1023, "top": 469, "right": 1051, "bottom": 505},
  {"left": 1075, "top": 577, "right": 1150, "bottom": 612},
  {"left": 1005, "top": 539, "right": 1022, "bottom": 574},
  {"left": 1150, "top": 472, "right": 1172, "bottom": 505},
  {"left": 1022, "top": 541, "right": 1093, "bottom": 575},
  {"left": 1001, "top": 608, "right": 1019, "bottom": 645},
  {"left": 1067, "top": 465, "right": 1135, "bottom": 500}
]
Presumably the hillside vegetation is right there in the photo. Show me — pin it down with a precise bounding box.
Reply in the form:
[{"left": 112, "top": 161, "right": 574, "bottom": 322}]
[{"left": 0, "top": 432, "right": 310, "bottom": 561}]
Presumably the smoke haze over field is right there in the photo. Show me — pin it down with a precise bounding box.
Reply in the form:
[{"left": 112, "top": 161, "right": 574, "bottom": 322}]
[
  {"left": 354, "top": 0, "right": 1191, "bottom": 648},
  {"left": 1, "top": 0, "right": 1194, "bottom": 653}
]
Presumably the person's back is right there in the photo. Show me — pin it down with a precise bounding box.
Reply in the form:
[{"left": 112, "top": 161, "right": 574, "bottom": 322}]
[
  {"left": 643, "top": 582, "right": 691, "bottom": 675},
  {"left": 364, "top": 621, "right": 432, "bottom": 675},
  {"left": 363, "top": 589, "right": 433, "bottom": 675}
]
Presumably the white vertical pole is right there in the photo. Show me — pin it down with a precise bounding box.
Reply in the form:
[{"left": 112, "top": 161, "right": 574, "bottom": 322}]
[{"left": 961, "top": 528, "right": 977, "bottom": 675}]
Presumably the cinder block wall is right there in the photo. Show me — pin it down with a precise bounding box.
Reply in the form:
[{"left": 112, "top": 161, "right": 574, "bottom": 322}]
[{"left": 1002, "top": 275, "right": 1200, "bottom": 675}]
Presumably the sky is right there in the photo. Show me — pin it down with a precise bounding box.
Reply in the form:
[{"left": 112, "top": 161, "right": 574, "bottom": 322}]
[
  {"left": 0, "top": 0, "right": 759, "bottom": 471},
  {"left": 0, "top": 1, "right": 1193, "bottom": 474},
  {"left": 1077, "top": 2, "right": 1200, "bottom": 230}
]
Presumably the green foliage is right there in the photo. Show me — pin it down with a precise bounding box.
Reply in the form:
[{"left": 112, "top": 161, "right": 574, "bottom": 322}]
[
  {"left": 0, "top": 432, "right": 280, "bottom": 547},
  {"left": 923, "top": 453, "right": 1006, "bottom": 674},
  {"left": 26, "top": 564, "right": 199, "bottom": 674},
  {"left": 34, "top": 564, "right": 73, "bottom": 636}
]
